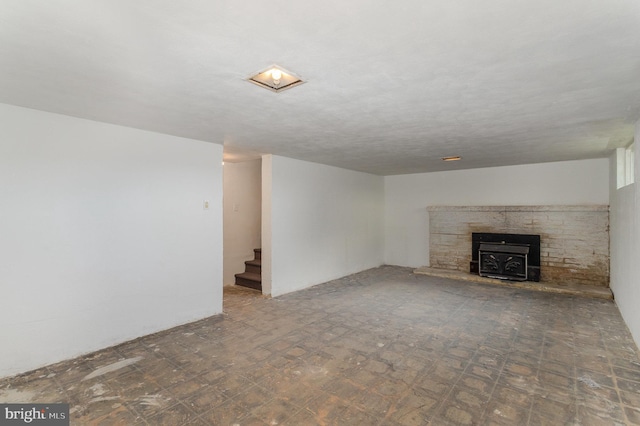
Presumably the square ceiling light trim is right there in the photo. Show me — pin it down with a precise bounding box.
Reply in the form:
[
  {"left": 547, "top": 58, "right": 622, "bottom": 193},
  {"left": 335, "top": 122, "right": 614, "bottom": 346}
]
[{"left": 247, "top": 64, "right": 305, "bottom": 93}]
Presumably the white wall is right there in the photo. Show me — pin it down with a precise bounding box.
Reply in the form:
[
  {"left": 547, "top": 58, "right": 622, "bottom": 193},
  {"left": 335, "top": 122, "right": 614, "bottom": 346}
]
[
  {"left": 266, "top": 155, "right": 384, "bottom": 297},
  {"left": 609, "top": 122, "right": 640, "bottom": 345},
  {"left": 384, "top": 159, "right": 610, "bottom": 267},
  {"left": 223, "top": 159, "right": 261, "bottom": 286},
  {"left": 261, "top": 155, "right": 273, "bottom": 296},
  {"left": 0, "top": 104, "right": 223, "bottom": 378}
]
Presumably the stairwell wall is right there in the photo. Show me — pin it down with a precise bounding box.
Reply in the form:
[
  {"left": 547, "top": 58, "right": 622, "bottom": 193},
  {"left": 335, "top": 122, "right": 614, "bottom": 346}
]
[
  {"left": 264, "top": 155, "right": 384, "bottom": 297},
  {"left": 223, "top": 159, "right": 261, "bottom": 286}
]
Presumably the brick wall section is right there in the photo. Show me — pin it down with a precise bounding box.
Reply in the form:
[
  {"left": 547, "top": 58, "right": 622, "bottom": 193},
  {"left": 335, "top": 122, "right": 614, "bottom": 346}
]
[{"left": 428, "top": 206, "right": 610, "bottom": 287}]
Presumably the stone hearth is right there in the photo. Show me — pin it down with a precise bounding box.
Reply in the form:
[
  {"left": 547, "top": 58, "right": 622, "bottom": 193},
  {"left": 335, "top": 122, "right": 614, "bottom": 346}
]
[{"left": 414, "top": 266, "right": 612, "bottom": 299}]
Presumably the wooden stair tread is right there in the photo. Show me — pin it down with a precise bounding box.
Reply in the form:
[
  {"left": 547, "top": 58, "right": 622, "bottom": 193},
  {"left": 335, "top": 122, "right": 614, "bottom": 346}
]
[
  {"left": 235, "top": 272, "right": 261, "bottom": 282},
  {"left": 245, "top": 259, "right": 261, "bottom": 266}
]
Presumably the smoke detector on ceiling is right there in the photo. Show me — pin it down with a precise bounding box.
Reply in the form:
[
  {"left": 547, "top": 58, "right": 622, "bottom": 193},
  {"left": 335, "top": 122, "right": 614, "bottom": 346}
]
[{"left": 247, "top": 65, "right": 304, "bottom": 93}]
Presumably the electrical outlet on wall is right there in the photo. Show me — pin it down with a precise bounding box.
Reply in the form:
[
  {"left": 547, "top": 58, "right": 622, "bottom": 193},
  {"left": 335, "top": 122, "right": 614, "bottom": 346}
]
[{"left": 203, "top": 200, "right": 210, "bottom": 210}]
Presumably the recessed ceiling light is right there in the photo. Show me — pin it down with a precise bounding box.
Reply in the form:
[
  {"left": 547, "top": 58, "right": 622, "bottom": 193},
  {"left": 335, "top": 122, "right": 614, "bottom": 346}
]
[
  {"left": 441, "top": 156, "right": 462, "bottom": 161},
  {"left": 247, "top": 65, "right": 305, "bottom": 93}
]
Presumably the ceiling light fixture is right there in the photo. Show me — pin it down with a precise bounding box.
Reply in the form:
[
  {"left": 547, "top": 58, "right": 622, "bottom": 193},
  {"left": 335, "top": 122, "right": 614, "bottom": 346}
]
[
  {"left": 247, "top": 65, "right": 304, "bottom": 93},
  {"left": 270, "top": 69, "right": 282, "bottom": 85},
  {"left": 441, "top": 156, "right": 462, "bottom": 161}
]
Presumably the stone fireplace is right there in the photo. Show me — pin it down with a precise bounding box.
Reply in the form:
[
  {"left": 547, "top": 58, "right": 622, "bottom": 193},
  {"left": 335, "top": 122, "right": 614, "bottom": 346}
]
[{"left": 427, "top": 205, "right": 610, "bottom": 287}]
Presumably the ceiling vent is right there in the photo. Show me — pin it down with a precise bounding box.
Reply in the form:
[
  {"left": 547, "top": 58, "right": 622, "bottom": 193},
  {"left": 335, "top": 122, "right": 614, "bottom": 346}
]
[{"left": 247, "top": 65, "right": 304, "bottom": 93}]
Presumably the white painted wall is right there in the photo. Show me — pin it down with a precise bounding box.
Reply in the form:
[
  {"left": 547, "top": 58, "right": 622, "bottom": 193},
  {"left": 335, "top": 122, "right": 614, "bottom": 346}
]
[
  {"left": 223, "top": 159, "right": 261, "bottom": 286},
  {"left": 384, "top": 159, "right": 610, "bottom": 267},
  {"left": 267, "top": 155, "right": 384, "bottom": 297},
  {"left": 261, "top": 155, "right": 273, "bottom": 296},
  {"left": 0, "top": 104, "right": 223, "bottom": 378},
  {"left": 609, "top": 121, "right": 640, "bottom": 345}
]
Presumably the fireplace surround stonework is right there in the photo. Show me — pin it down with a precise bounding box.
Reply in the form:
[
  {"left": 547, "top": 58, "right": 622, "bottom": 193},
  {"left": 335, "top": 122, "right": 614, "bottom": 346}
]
[{"left": 427, "top": 205, "right": 609, "bottom": 287}]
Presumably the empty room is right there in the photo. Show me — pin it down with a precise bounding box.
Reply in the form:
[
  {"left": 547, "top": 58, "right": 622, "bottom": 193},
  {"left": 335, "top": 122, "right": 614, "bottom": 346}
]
[{"left": 1, "top": 1, "right": 640, "bottom": 425}]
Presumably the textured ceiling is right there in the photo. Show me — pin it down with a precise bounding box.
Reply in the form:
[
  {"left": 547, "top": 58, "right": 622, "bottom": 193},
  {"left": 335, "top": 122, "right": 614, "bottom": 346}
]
[{"left": 1, "top": 1, "right": 639, "bottom": 175}]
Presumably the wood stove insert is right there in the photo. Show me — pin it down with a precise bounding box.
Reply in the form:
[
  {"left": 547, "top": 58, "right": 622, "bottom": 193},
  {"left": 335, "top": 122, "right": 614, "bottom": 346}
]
[
  {"left": 479, "top": 243, "right": 529, "bottom": 281},
  {"left": 470, "top": 232, "right": 540, "bottom": 282}
]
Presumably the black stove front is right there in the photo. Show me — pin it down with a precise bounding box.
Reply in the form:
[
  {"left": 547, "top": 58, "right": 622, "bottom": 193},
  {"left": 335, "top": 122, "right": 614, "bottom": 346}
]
[
  {"left": 470, "top": 233, "right": 540, "bottom": 282},
  {"left": 478, "top": 243, "right": 529, "bottom": 281}
]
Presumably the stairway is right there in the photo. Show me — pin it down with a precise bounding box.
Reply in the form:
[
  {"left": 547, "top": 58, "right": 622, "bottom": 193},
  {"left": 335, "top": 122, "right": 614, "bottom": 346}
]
[{"left": 234, "top": 248, "right": 261, "bottom": 291}]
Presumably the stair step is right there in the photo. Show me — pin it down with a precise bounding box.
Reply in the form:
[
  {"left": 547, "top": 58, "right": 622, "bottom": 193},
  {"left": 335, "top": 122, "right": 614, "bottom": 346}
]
[
  {"left": 245, "top": 259, "right": 261, "bottom": 274},
  {"left": 254, "top": 248, "right": 261, "bottom": 260},
  {"left": 235, "top": 272, "right": 262, "bottom": 291},
  {"left": 235, "top": 271, "right": 261, "bottom": 282}
]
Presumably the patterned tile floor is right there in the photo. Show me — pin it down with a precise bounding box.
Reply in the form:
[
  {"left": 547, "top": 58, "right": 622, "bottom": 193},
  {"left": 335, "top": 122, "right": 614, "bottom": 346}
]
[{"left": 2, "top": 266, "right": 640, "bottom": 425}]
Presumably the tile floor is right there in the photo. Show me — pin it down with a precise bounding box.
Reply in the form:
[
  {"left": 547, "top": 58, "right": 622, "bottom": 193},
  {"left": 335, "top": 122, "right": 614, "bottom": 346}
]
[{"left": 1, "top": 266, "right": 640, "bottom": 425}]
